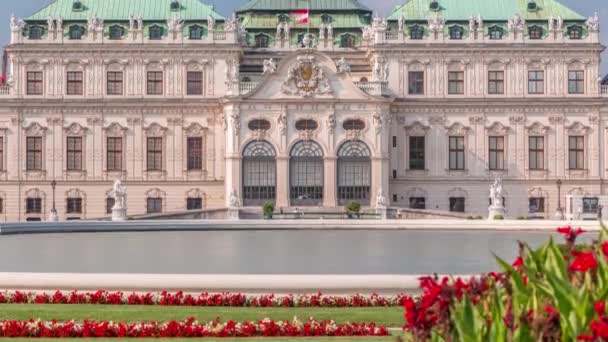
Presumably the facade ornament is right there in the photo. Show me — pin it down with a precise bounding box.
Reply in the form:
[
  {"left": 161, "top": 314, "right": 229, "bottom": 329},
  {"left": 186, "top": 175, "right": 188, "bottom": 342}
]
[
  {"left": 345, "top": 129, "right": 363, "bottom": 141},
  {"left": 276, "top": 22, "right": 290, "bottom": 40},
  {"left": 301, "top": 33, "right": 315, "bottom": 48},
  {"left": 526, "top": 122, "right": 550, "bottom": 136},
  {"left": 326, "top": 113, "right": 336, "bottom": 132},
  {"left": 224, "top": 59, "right": 239, "bottom": 84},
  {"left": 298, "top": 129, "right": 316, "bottom": 141},
  {"left": 405, "top": 121, "right": 430, "bottom": 136},
  {"left": 373, "top": 112, "right": 385, "bottom": 134},
  {"left": 488, "top": 177, "right": 505, "bottom": 219},
  {"left": 548, "top": 115, "right": 566, "bottom": 125},
  {"left": 129, "top": 15, "right": 135, "bottom": 31},
  {"left": 476, "top": 15, "right": 483, "bottom": 31},
  {"left": 589, "top": 115, "right": 600, "bottom": 125},
  {"left": 281, "top": 55, "right": 332, "bottom": 97},
  {"left": 566, "top": 122, "right": 590, "bottom": 135},
  {"left": 508, "top": 116, "right": 526, "bottom": 125},
  {"left": 362, "top": 25, "right": 373, "bottom": 41},
  {"left": 326, "top": 24, "right": 333, "bottom": 39},
  {"left": 397, "top": 15, "right": 405, "bottom": 32},
  {"left": 111, "top": 180, "right": 128, "bottom": 222},
  {"left": 486, "top": 122, "right": 510, "bottom": 135},
  {"left": 10, "top": 14, "right": 25, "bottom": 31},
  {"left": 336, "top": 57, "right": 351, "bottom": 74},
  {"left": 507, "top": 13, "right": 525, "bottom": 32},
  {"left": 47, "top": 16, "right": 55, "bottom": 32},
  {"left": 228, "top": 189, "right": 240, "bottom": 208},
  {"left": 277, "top": 111, "right": 287, "bottom": 135},
  {"left": 375, "top": 188, "right": 388, "bottom": 208},
  {"left": 251, "top": 129, "right": 267, "bottom": 141},
  {"left": 445, "top": 122, "right": 469, "bottom": 136},
  {"left": 428, "top": 116, "right": 447, "bottom": 126},
  {"left": 64, "top": 122, "right": 89, "bottom": 135},
  {"left": 586, "top": 12, "right": 600, "bottom": 32},
  {"left": 428, "top": 12, "right": 445, "bottom": 33},
  {"left": 137, "top": 16, "right": 143, "bottom": 30},
  {"left": 167, "top": 16, "right": 184, "bottom": 38},
  {"left": 468, "top": 116, "right": 485, "bottom": 125},
  {"left": 262, "top": 58, "right": 278, "bottom": 75},
  {"left": 229, "top": 111, "right": 240, "bottom": 131},
  {"left": 371, "top": 57, "right": 389, "bottom": 82},
  {"left": 468, "top": 16, "right": 476, "bottom": 33},
  {"left": 208, "top": 15, "right": 216, "bottom": 31}
]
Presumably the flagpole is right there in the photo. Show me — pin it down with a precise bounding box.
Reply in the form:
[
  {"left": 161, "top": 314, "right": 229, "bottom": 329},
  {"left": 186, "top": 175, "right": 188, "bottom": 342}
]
[{"left": 306, "top": 0, "right": 310, "bottom": 35}]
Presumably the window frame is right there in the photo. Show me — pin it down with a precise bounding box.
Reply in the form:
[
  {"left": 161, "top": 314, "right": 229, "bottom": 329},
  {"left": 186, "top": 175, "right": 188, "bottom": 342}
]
[
  {"left": 449, "top": 26, "right": 463, "bottom": 40},
  {"left": 28, "top": 26, "right": 44, "bottom": 40},
  {"left": 106, "top": 137, "right": 123, "bottom": 172},
  {"left": 106, "top": 71, "right": 123, "bottom": 96},
  {"left": 186, "top": 71, "right": 204, "bottom": 96},
  {"left": 448, "top": 136, "right": 465, "bottom": 170},
  {"left": 147, "top": 71, "right": 164, "bottom": 95},
  {"left": 528, "top": 70, "right": 544, "bottom": 95},
  {"left": 408, "top": 136, "right": 425, "bottom": 170},
  {"left": 529, "top": 197, "right": 545, "bottom": 213},
  {"left": 26, "top": 198, "right": 42, "bottom": 214},
  {"left": 149, "top": 25, "right": 163, "bottom": 40},
  {"left": 568, "top": 70, "right": 584, "bottom": 94},
  {"left": 488, "top": 70, "right": 504, "bottom": 95},
  {"left": 408, "top": 71, "right": 424, "bottom": 95},
  {"left": 26, "top": 71, "right": 43, "bottom": 95},
  {"left": 26, "top": 136, "right": 43, "bottom": 171},
  {"left": 146, "top": 197, "right": 163, "bottom": 213},
  {"left": 187, "top": 137, "right": 203, "bottom": 171},
  {"left": 146, "top": 137, "right": 163, "bottom": 171},
  {"left": 528, "top": 136, "right": 545, "bottom": 170},
  {"left": 488, "top": 26, "right": 503, "bottom": 40},
  {"left": 66, "top": 136, "right": 83, "bottom": 171},
  {"left": 254, "top": 34, "right": 269, "bottom": 48},
  {"left": 109, "top": 25, "right": 124, "bottom": 40},
  {"left": 66, "top": 71, "right": 84, "bottom": 95},
  {"left": 448, "top": 71, "right": 465, "bottom": 95},
  {"left": 409, "top": 197, "right": 426, "bottom": 209},
  {"left": 68, "top": 25, "right": 84, "bottom": 40},
  {"left": 189, "top": 25, "right": 204, "bottom": 40},
  {"left": 66, "top": 197, "right": 83, "bottom": 214},
  {"left": 409, "top": 25, "right": 424, "bottom": 40},
  {"left": 528, "top": 25, "right": 543, "bottom": 40},
  {"left": 568, "top": 135, "right": 585, "bottom": 170},
  {"left": 488, "top": 136, "right": 505, "bottom": 170},
  {"left": 449, "top": 197, "right": 466, "bottom": 212}
]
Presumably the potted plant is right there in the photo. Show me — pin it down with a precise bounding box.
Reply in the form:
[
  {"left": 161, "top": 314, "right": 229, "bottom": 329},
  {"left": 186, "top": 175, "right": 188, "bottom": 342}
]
[
  {"left": 346, "top": 201, "right": 361, "bottom": 219},
  {"left": 263, "top": 202, "right": 275, "bottom": 219}
]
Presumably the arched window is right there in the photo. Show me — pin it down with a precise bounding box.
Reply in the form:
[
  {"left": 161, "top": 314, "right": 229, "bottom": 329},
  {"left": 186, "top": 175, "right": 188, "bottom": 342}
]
[
  {"left": 295, "top": 119, "right": 319, "bottom": 131},
  {"left": 449, "top": 26, "right": 463, "bottom": 40},
  {"left": 359, "top": 77, "right": 369, "bottom": 83},
  {"left": 340, "top": 34, "right": 356, "bottom": 48},
  {"left": 248, "top": 119, "right": 271, "bottom": 131},
  {"left": 567, "top": 25, "right": 583, "bottom": 40},
  {"left": 69, "top": 25, "right": 84, "bottom": 40},
  {"left": 29, "top": 26, "right": 43, "bottom": 40},
  {"left": 409, "top": 25, "right": 424, "bottom": 40},
  {"left": 149, "top": 25, "right": 163, "bottom": 40},
  {"left": 254, "top": 34, "right": 269, "bottom": 48},
  {"left": 189, "top": 25, "right": 204, "bottom": 40},
  {"left": 337, "top": 141, "right": 371, "bottom": 205},
  {"left": 290, "top": 141, "right": 324, "bottom": 206},
  {"left": 109, "top": 25, "right": 124, "bottom": 40},
  {"left": 242, "top": 141, "right": 276, "bottom": 206},
  {"left": 488, "top": 26, "right": 503, "bottom": 40},
  {"left": 528, "top": 25, "right": 543, "bottom": 40}
]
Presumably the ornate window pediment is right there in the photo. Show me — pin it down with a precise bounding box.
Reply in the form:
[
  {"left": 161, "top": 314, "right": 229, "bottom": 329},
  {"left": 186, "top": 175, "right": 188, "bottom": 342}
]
[
  {"left": 488, "top": 25, "right": 504, "bottom": 40},
  {"left": 445, "top": 122, "right": 469, "bottom": 136},
  {"left": 68, "top": 25, "right": 85, "bottom": 40},
  {"left": 25, "top": 188, "right": 46, "bottom": 199},
  {"left": 64, "top": 122, "right": 88, "bottom": 136},
  {"left": 567, "top": 25, "right": 583, "bottom": 39},
  {"left": 66, "top": 188, "right": 85, "bottom": 199},
  {"left": 448, "top": 25, "right": 463, "bottom": 40},
  {"left": 104, "top": 122, "right": 128, "bottom": 137},
  {"left": 186, "top": 188, "right": 205, "bottom": 198},
  {"left": 145, "top": 188, "right": 166, "bottom": 198},
  {"left": 448, "top": 187, "right": 468, "bottom": 198},
  {"left": 409, "top": 25, "right": 424, "bottom": 39},
  {"left": 526, "top": 122, "right": 550, "bottom": 135},
  {"left": 567, "top": 122, "right": 590, "bottom": 135},
  {"left": 109, "top": 25, "right": 125, "bottom": 40},
  {"left": 568, "top": 187, "right": 588, "bottom": 196},
  {"left": 405, "top": 121, "right": 430, "bottom": 136},
  {"left": 486, "top": 122, "right": 510, "bottom": 135},
  {"left": 189, "top": 25, "right": 204, "bottom": 40},
  {"left": 24, "top": 122, "right": 47, "bottom": 136},
  {"left": 184, "top": 122, "right": 206, "bottom": 137},
  {"left": 406, "top": 187, "right": 427, "bottom": 198},
  {"left": 528, "top": 187, "right": 548, "bottom": 198},
  {"left": 144, "top": 123, "right": 168, "bottom": 137},
  {"left": 253, "top": 33, "right": 270, "bottom": 48}
]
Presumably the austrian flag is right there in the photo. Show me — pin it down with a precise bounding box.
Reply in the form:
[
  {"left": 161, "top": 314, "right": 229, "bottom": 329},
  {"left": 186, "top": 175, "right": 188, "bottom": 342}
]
[{"left": 291, "top": 9, "right": 309, "bottom": 24}]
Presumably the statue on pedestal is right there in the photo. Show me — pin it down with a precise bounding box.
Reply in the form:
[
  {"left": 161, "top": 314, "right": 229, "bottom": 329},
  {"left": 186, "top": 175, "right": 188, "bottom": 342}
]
[
  {"left": 488, "top": 178, "right": 506, "bottom": 220},
  {"left": 111, "top": 180, "right": 128, "bottom": 222}
]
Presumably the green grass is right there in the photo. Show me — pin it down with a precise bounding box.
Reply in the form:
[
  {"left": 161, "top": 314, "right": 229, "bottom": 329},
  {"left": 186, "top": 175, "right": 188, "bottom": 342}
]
[{"left": 0, "top": 304, "right": 404, "bottom": 328}]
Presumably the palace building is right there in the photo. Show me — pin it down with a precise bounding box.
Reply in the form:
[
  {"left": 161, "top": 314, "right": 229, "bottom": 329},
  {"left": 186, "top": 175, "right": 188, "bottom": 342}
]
[{"left": 0, "top": 0, "right": 605, "bottom": 221}]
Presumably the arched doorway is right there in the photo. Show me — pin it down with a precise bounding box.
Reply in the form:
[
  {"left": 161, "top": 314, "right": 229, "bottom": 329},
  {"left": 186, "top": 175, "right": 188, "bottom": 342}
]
[
  {"left": 290, "top": 141, "right": 324, "bottom": 206},
  {"left": 337, "top": 140, "right": 371, "bottom": 205},
  {"left": 242, "top": 141, "right": 276, "bottom": 206}
]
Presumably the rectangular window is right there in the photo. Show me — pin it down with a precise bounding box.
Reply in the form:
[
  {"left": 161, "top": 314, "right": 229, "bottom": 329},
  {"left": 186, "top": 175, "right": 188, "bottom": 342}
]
[
  {"left": 66, "top": 137, "right": 83, "bottom": 171},
  {"left": 66, "top": 198, "right": 83, "bottom": 214},
  {"left": 488, "top": 136, "right": 505, "bottom": 170},
  {"left": 408, "top": 71, "right": 424, "bottom": 95},
  {"left": 187, "top": 72, "right": 203, "bottom": 95},
  {"left": 106, "top": 197, "right": 115, "bottom": 214},
  {"left": 583, "top": 197, "right": 599, "bottom": 214},
  {"left": 66, "top": 71, "right": 83, "bottom": 95},
  {"left": 187, "top": 197, "right": 203, "bottom": 210},
  {"left": 448, "top": 71, "right": 464, "bottom": 95},
  {"left": 529, "top": 197, "right": 545, "bottom": 213},
  {"left": 529, "top": 136, "right": 544, "bottom": 170},
  {"left": 146, "top": 137, "right": 163, "bottom": 171},
  {"left": 107, "top": 71, "right": 123, "bottom": 95},
  {"left": 147, "top": 198, "right": 163, "bottom": 213},
  {"left": 409, "top": 136, "right": 425, "bottom": 170},
  {"left": 528, "top": 70, "right": 544, "bottom": 94},
  {"left": 27, "top": 72, "right": 43, "bottom": 95},
  {"left": 488, "top": 71, "right": 504, "bottom": 95},
  {"left": 26, "top": 198, "right": 42, "bottom": 214},
  {"left": 449, "top": 136, "right": 465, "bottom": 170},
  {"left": 147, "top": 71, "right": 163, "bottom": 95},
  {"left": 409, "top": 197, "right": 426, "bottom": 209},
  {"left": 392, "top": 136, "right": 397, "bottom": 148},
  {"left": 0, "top": 137, "right": 4, "bottom": 171},
  {"left": 107, "top": 137, "right": 123, "bottom": 171},
  {"left": 449, "top": 197, "right": 465, "bottom": 212},
  {"left": 187, "top": 137, "right": 203, "bottom": 170},
  {"left": 568, "top": 136, "right": 585, "bottom": 170},
  {"left": 568, "top": 70, "right": 584, "bottom": 94},
  {"left": 26, "top": 137, "right": 43, "bottom": 171}
]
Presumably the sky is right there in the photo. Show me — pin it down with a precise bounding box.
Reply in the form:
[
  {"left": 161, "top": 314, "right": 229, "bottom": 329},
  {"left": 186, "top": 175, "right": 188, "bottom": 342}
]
[{"left": 1, "top": 0, "right": 607, "bottom": 74}]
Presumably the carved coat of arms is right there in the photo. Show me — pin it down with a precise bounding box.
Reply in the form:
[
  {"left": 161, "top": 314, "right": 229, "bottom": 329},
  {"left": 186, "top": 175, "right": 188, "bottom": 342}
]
[{"left": 281, "top": 56, "right": 332, "bottom": 97}]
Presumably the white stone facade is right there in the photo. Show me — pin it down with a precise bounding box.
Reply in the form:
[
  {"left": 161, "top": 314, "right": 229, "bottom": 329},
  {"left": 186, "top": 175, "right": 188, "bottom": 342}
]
[{"left": 0, "top": 10, "right": 606, "bottom": 221}]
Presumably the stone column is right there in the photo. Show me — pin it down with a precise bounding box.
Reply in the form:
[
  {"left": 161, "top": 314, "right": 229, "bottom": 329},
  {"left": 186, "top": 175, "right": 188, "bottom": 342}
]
[
  {"left": 275, "top": 155, "right": 289, "bottom": 209},
  {"left": 323, "top": 156, "right": 337, "bottom": 208},
  {"left": 224, "top": 106, "right": 241, "bottom": 208}
]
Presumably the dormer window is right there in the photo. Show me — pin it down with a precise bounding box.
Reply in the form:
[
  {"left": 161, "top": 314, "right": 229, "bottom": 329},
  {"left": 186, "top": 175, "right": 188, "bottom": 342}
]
[
  {"left": 170, "top": 0, "right": 180, "bottom": 11},
  {"left": 189, "top": 25, "right": 204, "bottom": 40},
  {"left": 29, "top": 25, "right": 43, "bottom": 40},
  {"left": 254, "top": 34, "right": 269, "bottom": 48},
  {"left": 321, "top": 14, "right": 332, "bottom": 24},
  {"left": 278, "top": 14, "right": 289, "bottom": 23},
  {"left": 449, "top": 26, "right": 463, "bottom": 40},
  {"left": 488, "top": 26, "right": 503, "bottom": 40},
  {"left": 340, "top": 34, "right": 356, "bottom": 48},
  {"left": 72, "top": 0, "right": 83, "bottom": 11},
  {"left": 109, "top": 25, "right": 124, "bottom": 40},
  {"left": 149, "top": 25, "right": 163, "bottom": 40},
  {"left": 528, "top": 25, "right": 543, "bottom": 39},
  {"left": 68, "top": 25, "right": 84, "bottom": 40},
  {"left": 409, "top": 25, "right": 424, "bottom": 40},
  {"left": 567, "top": 25, "right": 583, "bottom": 39},
  {"left": 429, "top": 1, "right": 440, "bottom": 11},
  {"left": 527, "top": 0, "right": 538, "bottom": 12}
]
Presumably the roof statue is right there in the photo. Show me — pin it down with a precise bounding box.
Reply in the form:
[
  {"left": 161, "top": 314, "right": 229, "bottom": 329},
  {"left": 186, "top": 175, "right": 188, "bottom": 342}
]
[
  {"left": 336, "top": 57, "right": 351, "bottom": 74},
  {"left": 263, "top": 58, "right": 278, "bottom": 75},
  {"left": 586, "top": 12, "right": 600, "bottom": 32},
  {"left": 507, "top": 13, "right": 525, "bottom": 32}
]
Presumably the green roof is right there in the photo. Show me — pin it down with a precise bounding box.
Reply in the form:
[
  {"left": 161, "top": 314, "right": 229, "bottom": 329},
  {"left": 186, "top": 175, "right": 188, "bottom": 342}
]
[
  {"left": 241, "top": 13, "right": 369, "bottom": 28},
  {"left": 236, "top": 0, "right": 371, "bottom": 13},
  {"left": 388, "top": 0, "right": 585, "bottom": 21},
  {"left": 27, "top": 0, "right": 224, "bottom": 21}
]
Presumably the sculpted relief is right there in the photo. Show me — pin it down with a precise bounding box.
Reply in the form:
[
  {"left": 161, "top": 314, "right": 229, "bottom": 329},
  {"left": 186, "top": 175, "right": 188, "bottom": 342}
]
[{"left": 281, "top": 55, "right": 332, "bottom": 97}]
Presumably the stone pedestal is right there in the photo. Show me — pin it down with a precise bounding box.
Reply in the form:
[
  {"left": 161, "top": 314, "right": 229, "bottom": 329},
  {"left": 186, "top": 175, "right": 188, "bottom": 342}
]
[
  {"left": 376, "top": 206, "right": 388, "bottom": 220},
  {"left": 227, "top": 207, "right": 240, "bottom": 220},
  {"left": 488, "top": 205, "right": 505, "bottom": 220},
  {"left": 48, "top": 209, "right": 59, "bottom": 222},
  {"left": 112, "top": 207, "right": 128, "bottom": 222}
]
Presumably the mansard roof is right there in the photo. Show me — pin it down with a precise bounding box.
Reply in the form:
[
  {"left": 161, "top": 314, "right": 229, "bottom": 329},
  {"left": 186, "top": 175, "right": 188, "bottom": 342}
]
[
  {"left": 236, "top": 0, "right": 371, "bottom": 13},
  {"left": 26, "top": 0, "right": 224, "bottom": 21},
  {"left": 388, "top": 0, "right": 585, "bottom": 21}
]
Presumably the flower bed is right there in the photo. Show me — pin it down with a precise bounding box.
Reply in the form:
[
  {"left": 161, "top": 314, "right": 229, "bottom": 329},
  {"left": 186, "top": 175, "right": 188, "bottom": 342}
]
[
  {"left": 0, "top": 318, "right": 388, "bottom": 338},
  {"left": 0, "top": 291, "right": 406, "bottom": 308},
  {"left": 402, "top": 226, "right": 608, "bottom": 341}
]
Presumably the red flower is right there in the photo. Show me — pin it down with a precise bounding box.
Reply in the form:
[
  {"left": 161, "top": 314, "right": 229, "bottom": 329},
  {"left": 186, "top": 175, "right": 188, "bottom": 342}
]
[
  {"left": 512, "top": 256, "right": 524, "bottom": 269},
  {"left": 570, "top": 251, "right": 598, "bottom": 272},
  {"left": 557, "top": 226, "right": 585, "bottom": 243},
  {"left": 545, "top": 305, "right": 560, "bottom": 317},
  {"left": 596, "top": 301, "right": 606, "bottom": 318},
  {"left": 602, "top": 242, "right": 608, "bottom": 259}
]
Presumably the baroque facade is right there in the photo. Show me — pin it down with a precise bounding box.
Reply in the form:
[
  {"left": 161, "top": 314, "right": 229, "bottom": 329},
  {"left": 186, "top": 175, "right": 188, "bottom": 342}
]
[{"left": 0, "top": 0, "right": 606, "bottom": 221}]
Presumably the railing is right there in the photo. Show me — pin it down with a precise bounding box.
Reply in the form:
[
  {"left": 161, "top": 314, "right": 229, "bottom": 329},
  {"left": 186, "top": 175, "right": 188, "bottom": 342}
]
[
  {"left": 385, "top": 31, "right": 398, "bottom": 41},
  {"left": 602, "top": 85, "right": 608, "bottom": 96},
  {"left": 239, "top": 81, "right": 259, "bottom": 95},
  {"left": 0, "top": 85, "right": 10, "bottom": 96},
  {"left": 354, "top": 81, "right": 389, "bottom": 96},
  {"left": 212, "top": 31, "right": 226, "bottom": 41}
]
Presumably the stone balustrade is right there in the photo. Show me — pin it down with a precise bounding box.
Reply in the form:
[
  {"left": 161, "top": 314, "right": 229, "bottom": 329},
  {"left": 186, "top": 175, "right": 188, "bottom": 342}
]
[
  {"left": 0, "top": 85, "right": 10, "bottom": 96},
  {"left": 354, "top": 81, "right": 389, "bottom": 96},
  {"left": 602, "top": 85, "right": 608, "bottom": 96},
  {"left": 239, "top": 81, "right": 258, "bottom": 95}
]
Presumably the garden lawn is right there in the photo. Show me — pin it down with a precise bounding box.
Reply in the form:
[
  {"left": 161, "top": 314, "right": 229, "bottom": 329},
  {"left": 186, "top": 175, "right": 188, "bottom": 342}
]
[{"left": 0, "top": 304, "right": 404, "bottom": 328}]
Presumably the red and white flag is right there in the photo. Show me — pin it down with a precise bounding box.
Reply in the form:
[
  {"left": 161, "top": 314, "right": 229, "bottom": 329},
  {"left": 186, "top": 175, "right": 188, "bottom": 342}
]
[{"left": 291, "top": 9, "right": 309, "bottom": 24}]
